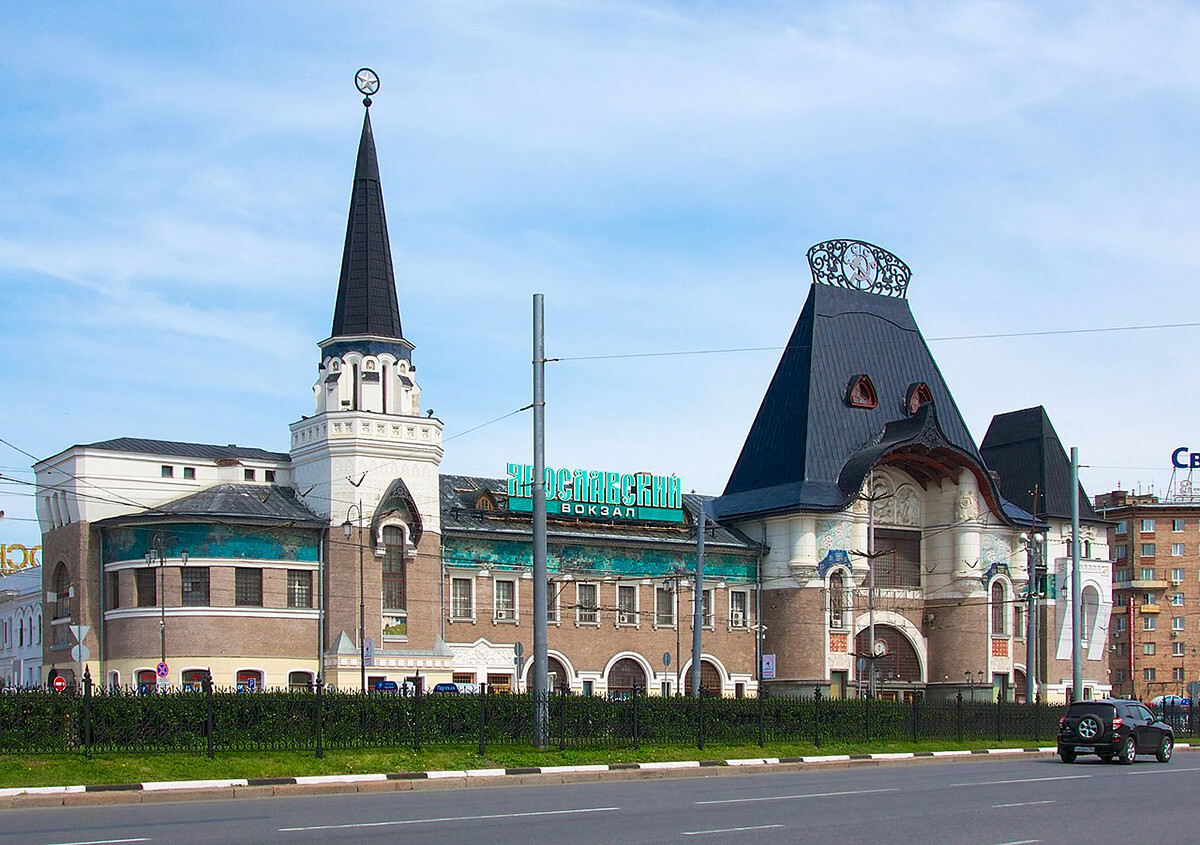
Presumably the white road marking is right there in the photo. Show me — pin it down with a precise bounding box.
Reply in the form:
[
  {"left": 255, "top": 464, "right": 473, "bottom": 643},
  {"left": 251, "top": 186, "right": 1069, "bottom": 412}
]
[
  {"left": 992, "top": 800, "right": 1056, "bottom": 808},
  {"left": 46, "top": 839, "right": 151, "bottom": 845},
  {"left": 994, "top": 840, "right": 1041, "bottom": 844},
  {"left": 279, "top": 806, "right": 619, "bottom": 832},
  {"left": 697, "top": 788, "right": 898, "bottom": 805},
  {"left": 1128, "top": 766, "right": 1200, "bottom": 775},
  {"left": 683, "top": 824, "right": 785, "bottom": 836},
  {"left": 952, "top": 775, "right": 1090, "bottom": 786}
]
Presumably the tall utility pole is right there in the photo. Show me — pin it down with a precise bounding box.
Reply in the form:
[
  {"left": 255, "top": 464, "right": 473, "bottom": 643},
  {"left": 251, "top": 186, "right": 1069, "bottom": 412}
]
[
  {"left": 691, "top": 507, "right": 705, "bottom": 698},
  {"left": 1070, "top": 447, "right": 1083, "bottom": 700},
  {"left": 867, "top": 477, "right": 876, "bottom": 698},
  {"left": 1025, "top": 485, "right": 1039, "bottom": 705},
  {"left": 531, "top": 293, "right": 549, "bottom": 748}
]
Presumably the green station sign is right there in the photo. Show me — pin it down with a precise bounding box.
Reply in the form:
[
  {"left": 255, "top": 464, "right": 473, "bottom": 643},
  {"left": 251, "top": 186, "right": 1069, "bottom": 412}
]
[{"left": 506, "top": 463, "right": 683, "bottom": 523}]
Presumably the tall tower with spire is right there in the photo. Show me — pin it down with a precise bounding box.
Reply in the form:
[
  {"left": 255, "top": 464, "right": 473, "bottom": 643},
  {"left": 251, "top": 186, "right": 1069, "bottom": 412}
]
[{"left": 289, "top": 70, "right": 445, "bottom": 683}]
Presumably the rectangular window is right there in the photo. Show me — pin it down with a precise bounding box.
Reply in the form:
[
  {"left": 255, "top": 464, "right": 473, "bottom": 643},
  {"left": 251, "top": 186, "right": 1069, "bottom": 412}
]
[
  {"left": 494, "top": 579, "right": 516, "bottom": 621},
  {"left": 1143, "top": 642, "right": 1157, "bottom": 655},
  {"left": 1174, "top": 666, "right": 1187, "bottom": 681},
  {"left": 1115, "top": 568, "right": 1131, "bottom": 584},
  {"left": 655, "top": 585, "right": 675, "bottom": 626},
  {"left": 180, "top": 567, "right": 209, "bottom": 606},
  {"left": 1172, "top": 567, "right": 1186, "bottom": 582},
  {"left": 1115, "top": 669, "right": 1127, "bottom": 683},
  {"left": 1173, "top": 592, "right": 1185, "bottom": 606},
  {"left": 1173, "top": 545, "right": 1186, "bottom": 557},
  {"left": 577, "top": 583, "right": 598, "bottom": 624},
  {"left": 1175, "top": 519, "right": 1186, "bottom": 532},
  {"left": 244, "top": 468, "right": 256, "bottom": 481},
  {"left": 1174, "top": 642, "right": 1186, "bottom": 657},
  {"left": 287, "top": 570, "right": 312, "bottom": 608},
  {"left": 135, "top": 569, "right": 157, "bottom": 607},
  {"left": 730, "top": 590, "right": 748, "bottom": 628},
  {"left": 160, "top": 465, "right": 174, "bottom": 478},
  {"left": 1116, "top": 520, "right": 1127, "bottom": 534},
  {"left": 450, "top": 577, "right": 473, "bottom": 619},
  {"left": 265, "top": 470, "right": 276, "bottom": 483},
  {"left": 235, "top": 568, "right": 262, "bottom": 607},
  {"left": 1013, "top": 603, "right": 1025, "bottom": 639},
  {"left": 546, "top": 580, "right": 559, "bottom": 623},
  {"left": 105, "top": 571, "right": 120, "bottom": 610},
  {"left": 1174, "top": 616, "right": 1185, "bottom": 631},
  {"left": 617, "top": 584, "right": 637, "bottom": 626},
  {"left": 1141, "top": 568, "right": 1156, "bottom": 582},
  {"left": 1142, "top": 519, "right": 1156, "bottom": 533},
  {"left": 1116, "top": 642, "right": 1127, "bottom": 656},
  {"left": 1115, "top": 545, "right": 1128, "bottom": 560},
  {"left": 1142, "top": 544, "right": 1157, "bottom": 557},
  {"left": 1117, "top": 616, "right": 1127, "bottom": 631},
  {"left": 1144, "top": 616, "right": 1156, "bottom": 631},
  {"left": 703, "top": 589, "right": 714, "bottom": 627},
  {"left": 183, "top": 466, "right": 196, "bottom": 480},
  {"left": 1143, "top": 592, "right": 1158, "bottom": 606},
  {"left": 874, "top": 530, "right": 921, "bottom": 588}
]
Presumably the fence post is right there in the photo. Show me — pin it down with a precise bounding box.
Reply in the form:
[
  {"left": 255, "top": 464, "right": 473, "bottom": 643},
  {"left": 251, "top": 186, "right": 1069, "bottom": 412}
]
[
  {"left": 1034, "top": 693, "right": 1041, "bottom": 743},
  {"left": 757, "top": 684, "right": 765, "bottom": 748},
  {"left": 865, "top": 690, "right": 871, "bottom": 744},
  {"left": 632, "top": 685, "right": 640, "bottom": 750},
  {"left": 996, "top": 690, "right": 1002, "bottom": 743},
  {"left": 315, "top": 675, "right": 324, "bottom": 759},
  {"left": 203, "top": 670, "right": 214, "bottom": 759},
  {"left": 559, "top": 687, "right": 567, "bottom": 751},
  {"left": 413, "top": 682, "right": 422, "bottom": 752},
  {"left": 697, "top": 689, "right": 705, "bottom": 751},
  {"left": 813, "top": 688, "right": 821, "bottom": 748},
  {"left": 82, "top": 667, "right": 93, "bottom": 759},
  {"left": 956, "top": 691, "right": 963, "bottom": 743},
  {"left": 478, "top": 683, "right": 487, "bottom": 756},
  {"left": 912, "top": 692, "right": 920, "bottom": 744}
]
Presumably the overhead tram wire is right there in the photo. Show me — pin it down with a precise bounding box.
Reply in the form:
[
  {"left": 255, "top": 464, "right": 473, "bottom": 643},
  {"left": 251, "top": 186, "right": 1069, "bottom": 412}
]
[{"left": 551, "top": 319, "right": 1200, "bottom": 363}]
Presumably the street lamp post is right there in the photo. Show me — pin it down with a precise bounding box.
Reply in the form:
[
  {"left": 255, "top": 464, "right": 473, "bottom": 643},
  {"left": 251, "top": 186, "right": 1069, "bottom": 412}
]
[
  {"left": 342, "top": 501, "right": 366, "bottom": 694},
  {"left": 145, "top": 538, "right": 187, "bottom": 676}
]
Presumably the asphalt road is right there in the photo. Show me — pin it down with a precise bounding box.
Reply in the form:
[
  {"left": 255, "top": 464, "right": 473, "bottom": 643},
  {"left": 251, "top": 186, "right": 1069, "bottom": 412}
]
[{"left": 2, "top": 754, "right": 1195, "bottom": 844}]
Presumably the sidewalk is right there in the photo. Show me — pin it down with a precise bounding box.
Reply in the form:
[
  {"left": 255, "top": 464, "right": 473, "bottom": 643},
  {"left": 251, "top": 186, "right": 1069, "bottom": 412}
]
[{"left": 9, "top": 744, "right": 1189, "bottom": 809}]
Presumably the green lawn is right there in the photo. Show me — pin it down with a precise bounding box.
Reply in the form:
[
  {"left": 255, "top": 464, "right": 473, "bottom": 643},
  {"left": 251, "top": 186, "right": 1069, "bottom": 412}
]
[{"left": 0, "top": 738, "right": 1045, "bottom": 788}]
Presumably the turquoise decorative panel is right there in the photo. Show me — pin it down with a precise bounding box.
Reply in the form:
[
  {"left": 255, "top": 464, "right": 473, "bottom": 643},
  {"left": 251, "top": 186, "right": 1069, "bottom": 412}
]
[
  {"left": 102, "top": 523, "right": 320, "bottom": 564},
  {"left": 443, "top": 536, "right": 756, "bottom": 583}
]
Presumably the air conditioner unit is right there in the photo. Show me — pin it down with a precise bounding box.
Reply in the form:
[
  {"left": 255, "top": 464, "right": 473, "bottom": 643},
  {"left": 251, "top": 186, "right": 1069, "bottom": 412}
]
[
  {"left": 495, "top": 609, "right": 514, "bottom": 621},
  {"left": 731, "top": 610, "right": 745, "bottom": 626}
]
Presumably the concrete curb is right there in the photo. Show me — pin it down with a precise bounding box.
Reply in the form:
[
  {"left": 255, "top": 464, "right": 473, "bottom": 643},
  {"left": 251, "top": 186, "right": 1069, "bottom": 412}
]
[{"left": 3, "top": 743, "right": 1192, "bottom": 808}]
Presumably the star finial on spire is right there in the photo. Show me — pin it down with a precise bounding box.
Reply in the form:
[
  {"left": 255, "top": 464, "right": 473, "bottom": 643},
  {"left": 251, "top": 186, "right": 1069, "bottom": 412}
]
[{"left": 355, "top": 67, "right": 380, "bottom": 108}]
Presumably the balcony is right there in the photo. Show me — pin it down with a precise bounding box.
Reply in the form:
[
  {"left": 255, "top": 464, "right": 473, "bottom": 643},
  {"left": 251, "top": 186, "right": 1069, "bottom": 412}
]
[
  {"left": 1139, "top": 604, "right": 1161, "bottom": 614},
  {"left": 1130, "top": 578, "right": 1169, "bottom": 589}
]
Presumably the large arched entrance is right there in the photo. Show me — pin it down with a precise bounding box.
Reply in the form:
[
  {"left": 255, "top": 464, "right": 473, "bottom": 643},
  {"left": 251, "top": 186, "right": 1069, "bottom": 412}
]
[
  {"left": 855, "top": 624, "right": 922, "bottom": 699},
  {"left": 547, "top": 655, "right": 570, "bottom": 692},
  {"left": 683, "top": 660, "right": 722, "bottom": 696},
  {"left": 607, "top": 657, "right": 648, "bottom": 696}
]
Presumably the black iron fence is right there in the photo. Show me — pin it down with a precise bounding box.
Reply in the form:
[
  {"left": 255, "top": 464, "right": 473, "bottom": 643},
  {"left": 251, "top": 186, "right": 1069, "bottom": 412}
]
[{"left": 4, "top": 676, "right": 1198, "bottom": 757}]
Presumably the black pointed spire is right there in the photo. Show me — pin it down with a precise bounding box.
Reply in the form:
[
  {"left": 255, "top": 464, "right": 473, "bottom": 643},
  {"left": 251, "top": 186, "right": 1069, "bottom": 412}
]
[{"left": 330, "top": 107, "right": 404, "bottom": 340}]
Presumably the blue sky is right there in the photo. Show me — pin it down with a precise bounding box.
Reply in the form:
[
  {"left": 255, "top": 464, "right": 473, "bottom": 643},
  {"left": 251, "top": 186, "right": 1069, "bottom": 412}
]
[{"left": 3, "top": 1, "right": 1200, "bottom": 548}]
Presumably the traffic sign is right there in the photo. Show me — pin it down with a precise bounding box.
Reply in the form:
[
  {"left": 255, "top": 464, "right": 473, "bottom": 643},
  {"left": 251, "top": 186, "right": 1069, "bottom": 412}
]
[
  {"left": 52, "top": 676, "right": 66, "bottom": 692},
  {"left": 71, "top": 644, "right": 90, "bottom": 662},
  {"left": 156, "top": 662, "right": 169, "bottom": 678},
  {"left": 69, "top": 624, "right": 90, "bottom": 643},
  {"left": 514, "top": 641, "right": 524, "bottom": 659},
  {"left": 663, "top": 651, "right": 671, "bottom": 667},
  {"left": 364, "top": 638, "right": 375, "bottom": 667}
]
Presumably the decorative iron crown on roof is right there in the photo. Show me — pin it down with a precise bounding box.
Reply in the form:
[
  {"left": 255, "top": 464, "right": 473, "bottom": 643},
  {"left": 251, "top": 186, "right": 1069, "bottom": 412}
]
[{"left": 807, "top": 239, "right": 911, "bottom": 298}]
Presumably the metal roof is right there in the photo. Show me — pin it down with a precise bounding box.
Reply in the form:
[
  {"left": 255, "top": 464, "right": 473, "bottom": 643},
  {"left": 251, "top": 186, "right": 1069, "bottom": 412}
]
[
  {"left": 981, "top": 406, "right": 1099, "bottom": 522},
  {"left": 79, "top": 437, "right": 289, "bottom": 462},
  {"left": 96, "top": 483, "right": 324, "bottom": 526},
  {"left": 715, "top": 283, "right": 1012, "bottom": 523},
  {"left": 330, "top": 109, "right": 404, "bottom": 341}
]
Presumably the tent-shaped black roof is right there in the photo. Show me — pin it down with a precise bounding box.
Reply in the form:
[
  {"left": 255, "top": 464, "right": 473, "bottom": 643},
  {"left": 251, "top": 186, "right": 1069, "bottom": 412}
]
[
  {"left": 980, "top": 406, "right": 1098, "bottom": 522},
  {"left": 715, "top": 276, "right": 1018, "bottom": 525}
]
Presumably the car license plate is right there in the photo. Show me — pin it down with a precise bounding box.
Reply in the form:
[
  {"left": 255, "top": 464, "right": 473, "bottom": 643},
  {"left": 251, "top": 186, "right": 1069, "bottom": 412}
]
[{"left": 1075, "top": 746, "right": 1094, "bottom": 753}]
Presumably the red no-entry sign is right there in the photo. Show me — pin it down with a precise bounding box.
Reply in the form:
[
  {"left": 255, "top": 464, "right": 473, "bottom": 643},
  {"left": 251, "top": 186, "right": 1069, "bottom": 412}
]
[{"left": 52, "top": 676, "right": 66, "bottom": 692}]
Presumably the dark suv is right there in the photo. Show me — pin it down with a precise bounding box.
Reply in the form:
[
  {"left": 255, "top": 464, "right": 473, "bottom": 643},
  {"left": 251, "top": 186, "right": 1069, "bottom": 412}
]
[{"left": 1057, "top": 699, "right": 1173, "bottom": 764}]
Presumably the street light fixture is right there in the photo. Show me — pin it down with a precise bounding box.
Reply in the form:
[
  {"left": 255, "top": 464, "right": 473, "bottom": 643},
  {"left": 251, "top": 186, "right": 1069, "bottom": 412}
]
[
  {"left": 145, "top": 539, "right": 187, "bottom": 675},
  {"left": 342, "top": 501, "right": 366, "bottom": 694}
]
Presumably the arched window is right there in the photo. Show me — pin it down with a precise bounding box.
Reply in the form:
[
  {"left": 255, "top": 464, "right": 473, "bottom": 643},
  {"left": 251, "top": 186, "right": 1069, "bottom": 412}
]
[
  {"left": 136, "top": 669, "right": 157, "bottom": 694},
  {"left": 288, "top": 671, "right": 314, "bottom": 691},
  {"left": 829, "top": 571, "right": 847, "bottom": 629},
  {"left": 236, "top": 669, "right": 264, "bottom": 692},
  {"left": 1081, "top": 586, "right": 1100, "bottom": 645},
  {"left": 905, "top": 382, "right": 933, "bottom": 415},
  {"left": 846, "top": 374, "right": 878, "bottom": 409},
  {"left": 991, "top": 581, "right": 1006, "bottom": 635},
  {"left": 683, "top": 660, "right": 723, "bottom": 696},
  {"left": 607, "top": 658, "right": 647, "bottom": 695},
  {"left": 382, "top": 525, "right": 406, "bottom": 612},
  {"left": 547, "top": 655, "right": 570, "bottom": 692},
  {"left": 54, "top": 563, "right": 71, "bottom": 620}
]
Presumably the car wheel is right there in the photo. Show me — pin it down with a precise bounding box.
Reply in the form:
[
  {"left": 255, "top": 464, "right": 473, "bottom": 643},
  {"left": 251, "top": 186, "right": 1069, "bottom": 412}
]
[
  {"left": 1076, "top": 715, "right": 1102, "bottom": 741},
  {"left": 1059, "top": 750, "right": 1076, "bottom": 764},
  {"left": 1157, "top": 736, "right": 1173, "bottom": 763},
  {"left": 1118, "top": 736, "right": 1136, "bottom": 765}
]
